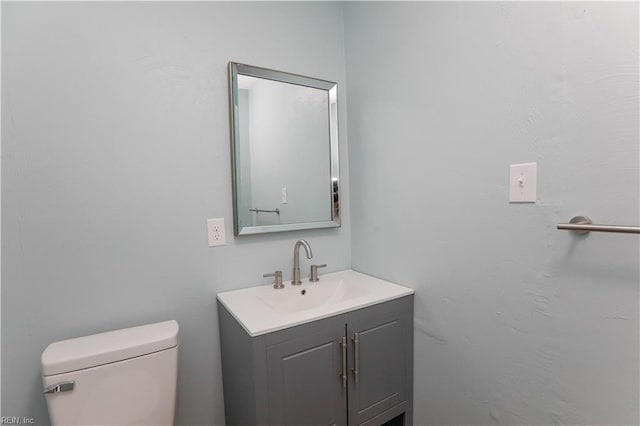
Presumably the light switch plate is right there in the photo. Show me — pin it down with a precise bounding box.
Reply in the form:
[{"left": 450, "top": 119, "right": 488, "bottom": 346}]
[
  {"left": 509, "top": 162, "right": 537, "bottom": 203},
  {"left": 207, "top": 218, "right": 226, "bottom": 247}
]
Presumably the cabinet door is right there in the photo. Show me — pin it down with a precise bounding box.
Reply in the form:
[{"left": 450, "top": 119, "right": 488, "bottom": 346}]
[
  {"left": 347, "top": 299, "right": 412, "bottom": 425},
  {"left": 267, "top": 323, "right": 347, "bottom": 426}
]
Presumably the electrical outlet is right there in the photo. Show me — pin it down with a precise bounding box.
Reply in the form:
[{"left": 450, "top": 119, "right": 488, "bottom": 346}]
[{"left": 207, "top": 218, "right": 226, "bottom": 247}]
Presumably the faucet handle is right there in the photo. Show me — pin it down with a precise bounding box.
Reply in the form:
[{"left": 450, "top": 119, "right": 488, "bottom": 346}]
[
  {"left": 309, "top": 264, "right": 327, "bottom": 282},
  {"left": 263, "top": 270, "right": 284, "bottom": 289}
]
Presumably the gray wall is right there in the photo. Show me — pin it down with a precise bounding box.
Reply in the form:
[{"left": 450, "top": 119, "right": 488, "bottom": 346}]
[
  {"left": 1, "top": 2, "right": 350, "bottom": 425},
  {"left": 345, "top": 2, "right": 639, "bottom": 425}
]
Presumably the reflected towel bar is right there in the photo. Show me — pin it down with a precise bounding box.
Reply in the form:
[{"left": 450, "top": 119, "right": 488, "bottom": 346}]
[
  {"left": 557, "top": 216, "right": 640, "bottom": 235},
  {"left": 249, "top": 208, "right": 280, "bottom": 215}
]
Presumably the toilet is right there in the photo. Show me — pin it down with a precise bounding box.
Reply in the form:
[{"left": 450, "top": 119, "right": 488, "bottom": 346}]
[{"left": 41, "top": 320, "right": 179, "bottom": 426}]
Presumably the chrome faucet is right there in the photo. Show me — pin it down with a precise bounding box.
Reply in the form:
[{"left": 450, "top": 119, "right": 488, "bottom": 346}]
[{"left": 292, "top": 240, "right": 313, "bottom": 285}]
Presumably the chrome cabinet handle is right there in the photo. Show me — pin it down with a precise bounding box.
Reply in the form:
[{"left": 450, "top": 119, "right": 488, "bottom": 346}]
[
  {"left": 340, "top": 336, "right": 347, "bottom": 388},
  {"left": 352, "top": 332, "right": 360, "bottom": 383}
]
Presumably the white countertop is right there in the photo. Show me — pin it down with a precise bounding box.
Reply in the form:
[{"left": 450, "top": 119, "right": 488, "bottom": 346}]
[{"left": 217, "top": 269, "right": 414, "bottom": 337}]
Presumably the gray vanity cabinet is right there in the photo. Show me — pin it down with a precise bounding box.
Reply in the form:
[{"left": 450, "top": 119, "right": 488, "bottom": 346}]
[
  {"left": 218, "top": 295, "right": 413, "bottom": 426},
  {"left": 266, "top": 317, "right": 348, "bottom": 426},
  {"left": 347, "top": 301, "right": 412, "bottom": 426}
]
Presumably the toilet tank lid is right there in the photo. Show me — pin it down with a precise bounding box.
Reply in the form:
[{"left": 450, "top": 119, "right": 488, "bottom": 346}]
[{"left": 41, "top": 320, "right": 179, "bottom": 376}]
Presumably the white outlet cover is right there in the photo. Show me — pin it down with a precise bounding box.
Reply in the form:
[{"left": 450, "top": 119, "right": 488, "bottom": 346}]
[
  {"left": 509, "top": 162, "right": 537, "bottom": 203},
  {"left": 207, "top": 218, "right": 226, "bottom": 247}
]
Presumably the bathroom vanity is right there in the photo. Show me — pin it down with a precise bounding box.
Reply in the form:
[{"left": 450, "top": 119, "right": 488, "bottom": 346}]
[{"left": 217, "top": 270, "right": 414, "bottom": 426}]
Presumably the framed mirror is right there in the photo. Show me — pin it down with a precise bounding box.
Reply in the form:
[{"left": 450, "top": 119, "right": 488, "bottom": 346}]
[{"left": 228, "top": 62, "right": 340, "bottom": 236}]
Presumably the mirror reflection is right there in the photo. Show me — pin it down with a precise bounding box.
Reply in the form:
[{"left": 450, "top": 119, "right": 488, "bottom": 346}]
[{"left": 229, "top": 62, "right": 340, "bottom": 235}]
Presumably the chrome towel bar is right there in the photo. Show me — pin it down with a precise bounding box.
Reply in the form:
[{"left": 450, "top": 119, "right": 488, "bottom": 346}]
[
  {"left": 557, "top": 216, "right": 640, "bottom": 235},
  {"left": 249, "top": 208, "right": 280, "bottom": 215}
]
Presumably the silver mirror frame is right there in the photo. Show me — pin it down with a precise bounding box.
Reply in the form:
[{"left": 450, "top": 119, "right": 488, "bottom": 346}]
[{"left": 228, "top": 62, "right": 341, "bottom": 236}]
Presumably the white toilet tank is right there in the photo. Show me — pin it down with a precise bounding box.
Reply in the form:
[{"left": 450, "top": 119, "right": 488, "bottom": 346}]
[{"left": 41, "top": 320, "right": 179, "bottom": 426}]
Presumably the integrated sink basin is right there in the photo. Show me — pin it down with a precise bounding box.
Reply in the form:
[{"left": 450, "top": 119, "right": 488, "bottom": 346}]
[
  {"left": 259, "top": 278, "right": 371, "bottom": 313},
  {"left": 217, "top": 269, "right": 414, "bottom": 336}
]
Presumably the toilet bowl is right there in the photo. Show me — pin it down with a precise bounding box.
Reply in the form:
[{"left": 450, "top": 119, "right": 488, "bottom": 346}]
[{"left": 41, "top": 320, "right": 179, "bottom": 426}]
